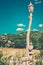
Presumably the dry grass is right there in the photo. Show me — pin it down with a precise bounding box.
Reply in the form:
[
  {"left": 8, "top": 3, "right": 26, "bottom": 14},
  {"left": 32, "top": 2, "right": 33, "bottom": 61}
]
[{"left": 0, "top": 47, "right": 40, "bottom": 58}]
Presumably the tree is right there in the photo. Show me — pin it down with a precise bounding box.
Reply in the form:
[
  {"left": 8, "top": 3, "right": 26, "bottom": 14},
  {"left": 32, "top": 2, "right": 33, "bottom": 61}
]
[
  {"left": 30, "top": 31, "right": 40, "bottom": 49},
  {"left": 39, "top": 33, "right": 43, "bottom": 49}
]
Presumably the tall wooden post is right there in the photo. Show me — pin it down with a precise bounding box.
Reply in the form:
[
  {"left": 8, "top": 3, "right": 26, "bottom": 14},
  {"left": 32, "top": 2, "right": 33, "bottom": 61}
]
[{"left": 26, "top": 2, "right": 34, "bottom": 65}]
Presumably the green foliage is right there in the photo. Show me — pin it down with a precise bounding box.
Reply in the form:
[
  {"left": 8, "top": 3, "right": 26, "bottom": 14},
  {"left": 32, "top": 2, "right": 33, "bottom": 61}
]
[
  {"left": 35, "top": 53, "right": 42, "bottom": 65},
  {"left": 0, "top": 31, "right": 43, "bottom": 49},
  {"left": 30, "top": 31, "right": 41, "bottom": 49},
  {"left": 0, "top": 57, "right": 8, "bottom": 65},
  {"left": 35, "top": 61, "right": 41, "bottom": 65},
  {"left": 0, "top": 51, "right": 7, "bottom": 65},
  {"left": 38, "top": 33, "right": 43, "bottom": 49}
]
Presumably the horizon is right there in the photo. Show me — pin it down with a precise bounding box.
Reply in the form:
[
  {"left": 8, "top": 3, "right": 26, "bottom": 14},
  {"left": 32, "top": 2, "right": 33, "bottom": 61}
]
[{"left": 0, "top": 30, "right": 42, "bottom": 36}]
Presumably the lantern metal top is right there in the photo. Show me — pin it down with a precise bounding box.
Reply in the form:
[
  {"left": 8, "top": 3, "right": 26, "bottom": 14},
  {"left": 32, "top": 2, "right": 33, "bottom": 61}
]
[
  {"left": 28, "top": 2, "right": 34, "bottom": 13},
  {"left": 29, "top": 2, "right": 33, "bottom": 6}
]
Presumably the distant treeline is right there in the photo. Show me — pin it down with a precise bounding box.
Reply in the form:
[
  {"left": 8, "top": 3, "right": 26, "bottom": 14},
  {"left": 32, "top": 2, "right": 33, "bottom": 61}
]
[{"left": 0, "top": 31, "right": 43, "bottom": 49}]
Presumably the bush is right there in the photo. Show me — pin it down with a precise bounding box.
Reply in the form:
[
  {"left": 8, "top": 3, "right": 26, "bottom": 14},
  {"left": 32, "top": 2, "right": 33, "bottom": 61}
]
[
  {"left": 35, "top": 61, "right": 41, "bottom": 65},
  {"left": 0, "top": 62, "right": 5, "bottom": 65}
]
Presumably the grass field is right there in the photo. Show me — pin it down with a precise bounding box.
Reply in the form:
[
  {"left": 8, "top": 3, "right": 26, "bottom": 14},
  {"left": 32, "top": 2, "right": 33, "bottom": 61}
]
[{"left": 0, "top": 47, "right": 40, "bottom": 58}]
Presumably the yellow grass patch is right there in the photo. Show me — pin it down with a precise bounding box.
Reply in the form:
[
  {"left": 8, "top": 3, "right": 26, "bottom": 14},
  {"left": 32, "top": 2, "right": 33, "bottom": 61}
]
[{"left": 0, "top": 47, "right": 40, "bottom": 58}]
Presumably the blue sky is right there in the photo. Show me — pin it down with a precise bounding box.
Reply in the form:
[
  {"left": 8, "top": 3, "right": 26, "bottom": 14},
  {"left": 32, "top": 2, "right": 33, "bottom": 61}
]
[{"left": 0, "top": 0, "right": 43, "bottom": 35}]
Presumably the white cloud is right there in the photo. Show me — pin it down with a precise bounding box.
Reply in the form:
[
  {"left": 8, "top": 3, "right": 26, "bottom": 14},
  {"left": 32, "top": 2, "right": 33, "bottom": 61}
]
[
  {"left": 39, "top": 24, "right": 43, "bottom": 27},
  {"left": 4, "top": 33, "right": 7, "bottom": 35},
  {"left": 35, "top": 0, "right": 38, "bottom": 1},
  {"left": 16, "top": 28, "right": 24, "bottom": 31},
  {"left": 26, "top": 29, "right": 32, "bottom": 32},
  {"left": 26, "top": 29, "right": 28, "bottom": 31},
  {"left": 35, "top": 1, "right": 42, "bottom": 4},
  {"left": 17, "top": 24, "right": 25, "bottom": 27},
  {"left": 33, "top": 29, "right": 38, "bottom": 31}
]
